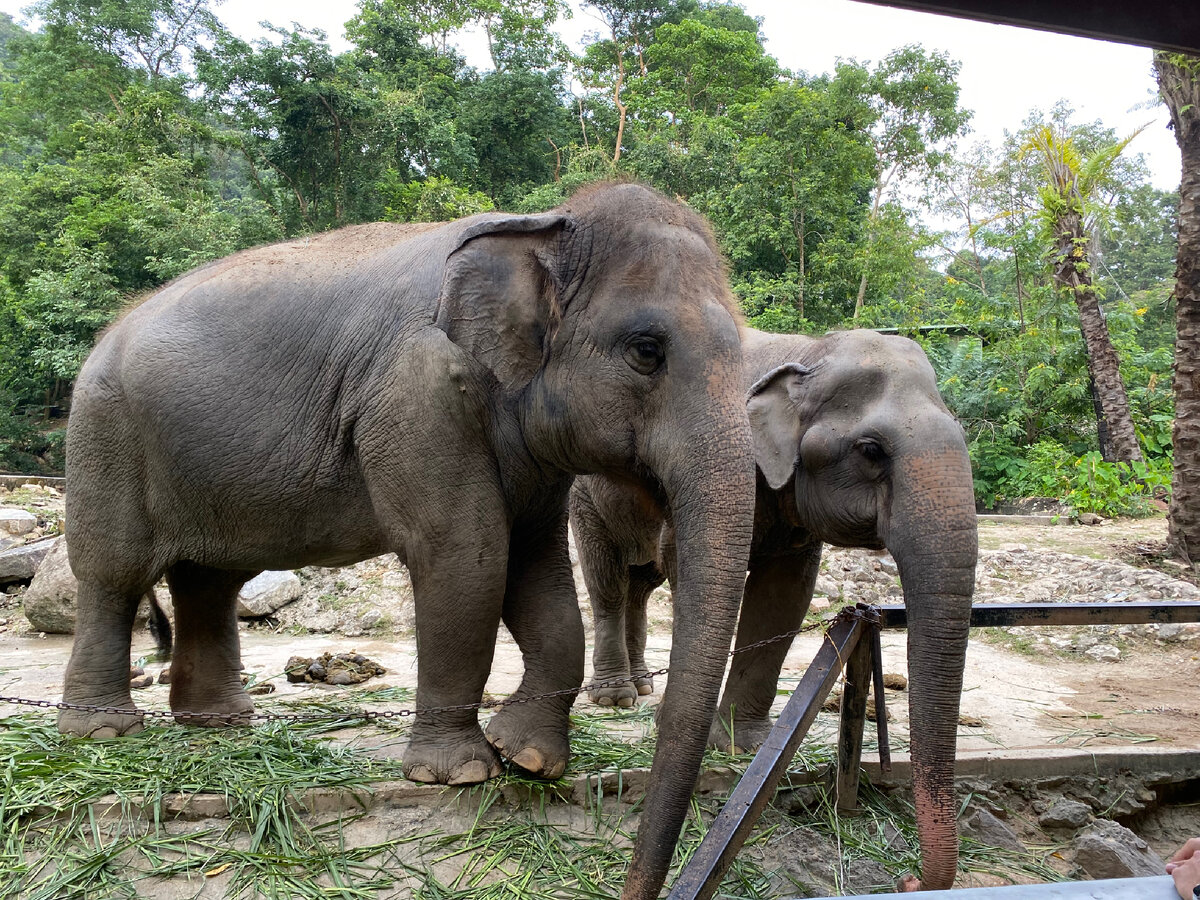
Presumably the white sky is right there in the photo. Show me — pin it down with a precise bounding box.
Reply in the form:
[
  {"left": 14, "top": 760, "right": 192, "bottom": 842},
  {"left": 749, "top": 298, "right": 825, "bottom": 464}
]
[{"left": 0, "top": 0, "right": 1181, "bottom": 192}]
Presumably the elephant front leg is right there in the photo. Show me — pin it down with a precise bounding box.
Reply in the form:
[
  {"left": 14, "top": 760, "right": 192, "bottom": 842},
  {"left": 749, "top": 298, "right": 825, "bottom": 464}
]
[
  {"left": 404, "top": 531, "right": 509, "bottom": 786},
  {"left": 485, "top": 511, "right": 584, "bottom": 779},
  {"left": 625, "top": 562, "right": 666, "bottom": 696},
  {"left": 709, "top": 547, "right": 821, "bottom": 753},
  {"left": 574, "top": 506, "right": 639, "bottom": 708},
  {"left": 59, "top": 581, "right": 146, "bottom": 737}
]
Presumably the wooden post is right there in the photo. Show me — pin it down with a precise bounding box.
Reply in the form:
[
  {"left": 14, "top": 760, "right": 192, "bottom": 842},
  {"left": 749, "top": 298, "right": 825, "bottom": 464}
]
[{"left": 836, "top": 625, "right": 873, "bottom": 814}]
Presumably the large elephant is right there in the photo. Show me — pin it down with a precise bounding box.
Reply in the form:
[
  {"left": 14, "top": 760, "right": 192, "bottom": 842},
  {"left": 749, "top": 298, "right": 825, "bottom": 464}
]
[
  {"left": 60, "top": 183, "right": 756, "bottom": 900},
  {"left": 570, "top": 327, "right": 976, "bottom": 891}
]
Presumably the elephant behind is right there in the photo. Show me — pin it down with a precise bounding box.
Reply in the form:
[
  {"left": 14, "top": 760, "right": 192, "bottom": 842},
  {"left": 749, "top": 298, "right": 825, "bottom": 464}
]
[
  {"left": 570, "top": 327, "right": 977, "bottom": 891},
  {"left": 60, "top": 183, "right": 757, "bottom": 900}
]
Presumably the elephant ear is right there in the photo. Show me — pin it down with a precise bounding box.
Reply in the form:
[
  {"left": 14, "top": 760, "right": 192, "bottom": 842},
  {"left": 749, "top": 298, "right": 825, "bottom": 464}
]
[
  {"left": 437, "top": 213, "right": 579, "bottom": 390},
  {"left": 746, "top": 362, "right": 812, "bottom": 490}
]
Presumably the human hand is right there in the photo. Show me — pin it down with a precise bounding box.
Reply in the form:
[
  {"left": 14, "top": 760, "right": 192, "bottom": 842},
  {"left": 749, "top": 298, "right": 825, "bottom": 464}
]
[{"left": 1167, "top": 838, "right": 1200, "bottom": 899}]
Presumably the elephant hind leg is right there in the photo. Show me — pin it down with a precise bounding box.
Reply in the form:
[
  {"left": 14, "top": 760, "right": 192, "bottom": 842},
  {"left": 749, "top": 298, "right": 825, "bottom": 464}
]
[
  {"left": 165, "top": 562, "right": 255, "bottom": 727},
  {"left": 626, "top": 562, "right": 666, "bottom": 696},
  {"left": 59, "top": 580, "right": 147, "bottom": 737}
]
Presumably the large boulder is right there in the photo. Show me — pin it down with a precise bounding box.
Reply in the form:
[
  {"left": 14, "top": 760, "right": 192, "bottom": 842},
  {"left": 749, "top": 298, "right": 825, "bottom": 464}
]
[
  {"left": 0, "top": 539, "right": 54, "bottom": 586},
  {"left": 0, "top": 509, "right": 37, "bottom": 536},
  {"left": 22, "top": 537, "right": 76, "bottom": 632},
  {"left": 1072, "top": 819, "right": 1165, "bottom": 879},
  {"left": 237, "top": 570, "right": 303, "bottom": 617}
]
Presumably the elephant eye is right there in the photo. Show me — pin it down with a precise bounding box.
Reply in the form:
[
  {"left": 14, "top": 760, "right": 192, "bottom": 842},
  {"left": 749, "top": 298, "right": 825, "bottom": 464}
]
[
  {"left": 855, "top": 438, "right": 887, "bottom": 465},
  {"left": 624, "top": 336, "right": 665, "bottom": 376}
]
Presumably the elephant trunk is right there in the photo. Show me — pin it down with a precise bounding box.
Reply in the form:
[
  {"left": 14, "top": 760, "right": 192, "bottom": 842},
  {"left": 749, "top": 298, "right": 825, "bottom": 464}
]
[
  {"left": 884, "top": 437, "right": 977, "bottom": 892},
  {"left": 623, "top": 415, "right": 756, "bottom": 899}
]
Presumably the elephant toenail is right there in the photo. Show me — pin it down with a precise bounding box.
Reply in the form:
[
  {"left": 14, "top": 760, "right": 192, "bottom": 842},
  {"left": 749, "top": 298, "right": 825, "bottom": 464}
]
[
  {"left": 617, "top": 696, "right": 633, "bottom": 708},
  {"left": 511, "top": 748, "right": 546, "bottom": 774},
  {"left": 598, "top": 696, "right": 614, "bottom": 707},
  {"left": 406, "top": 765, "right": 437, "bottom": 783},
  {"left": 449, "top": 760, "right": 491, "bottom": 785}
]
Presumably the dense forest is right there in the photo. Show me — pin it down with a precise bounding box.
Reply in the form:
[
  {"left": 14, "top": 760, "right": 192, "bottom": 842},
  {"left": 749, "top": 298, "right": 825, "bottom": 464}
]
[{"left": 0, "top": 0, "right": 1185, "bottom": 518}]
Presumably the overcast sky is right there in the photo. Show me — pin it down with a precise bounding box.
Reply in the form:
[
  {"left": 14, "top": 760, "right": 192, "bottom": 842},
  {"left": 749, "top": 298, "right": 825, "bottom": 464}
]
[{"left": 1, "top": 0, "right": 1181, "bottom": 192}]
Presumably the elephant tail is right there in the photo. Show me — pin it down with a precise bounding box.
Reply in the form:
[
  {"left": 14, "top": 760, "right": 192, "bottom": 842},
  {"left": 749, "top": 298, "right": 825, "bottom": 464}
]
[{"left": 146, "top": 591, "right": 173, "bottom": 661}]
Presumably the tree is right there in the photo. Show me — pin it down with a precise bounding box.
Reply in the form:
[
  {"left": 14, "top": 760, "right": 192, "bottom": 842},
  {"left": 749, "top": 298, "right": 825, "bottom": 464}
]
[
  {"left": 849, "top": 45, "right": 971, "bottom": 319},
  {"left": 696, "top": 74, "right": 874, "bottom": 326},
  {"left": 1154, "top": 51, "right": 1200, "bottom": 567},
  {"left": 1023, "top": 119, "right": 1145, "bottom": 464}
]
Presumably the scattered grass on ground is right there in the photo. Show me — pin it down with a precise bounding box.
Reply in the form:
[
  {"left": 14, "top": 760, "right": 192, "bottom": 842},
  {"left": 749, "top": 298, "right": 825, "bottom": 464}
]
[{"left": 0, "top": 690, "right": 1072, "bottom": 899}]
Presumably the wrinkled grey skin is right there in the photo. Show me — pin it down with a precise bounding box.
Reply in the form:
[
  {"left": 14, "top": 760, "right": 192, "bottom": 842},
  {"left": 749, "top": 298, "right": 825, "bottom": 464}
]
[
  {"left": 60, "top": 183, "right": 755, "bottom": 900},
  {"left": 571, "top": 328, "right": 976, "bottom": 891}
]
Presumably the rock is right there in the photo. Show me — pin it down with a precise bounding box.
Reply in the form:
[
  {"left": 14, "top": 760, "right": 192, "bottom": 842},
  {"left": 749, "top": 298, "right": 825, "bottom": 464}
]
[
  {"left": 1077, "top": 512, "right": 1103, "bottom": 526},
  {"left": 237, "top": 570, "right": 302, "bottom": 617},
  {"left": 158, "top": 668, "right": 172, "bottom": 684},
  {"left": 130, "top": 675, "right": 155, "bottom": 690},
  {"left": 883, "top": 672, "right": 907, "bottom": 690},
  {"left": 22, "top": 537, "right": 77, "bottom": 633},
  {"left": 1038, "top": 799, "right": 1092, "bottom": 829},
  {"left": 959, "top": 806, "right": 1025, "bottom": 853},
  {"left": 1072, "top": 819, "right": 1164, "bottom": 879},
  {"left": 1084, "top": 643, "right": 1121, "bottom": 662},
  {"left": 809, "top": 597, "right": 831, "bottom": 611},
  {"left": 0, "top": 509, "right": 37, "bottom": 535},
  {"left": 0, "top": 539, "right": 54, "bottom": 585},
  {"left": 814, "top": 576, "right": 839, "bottom": 598}
]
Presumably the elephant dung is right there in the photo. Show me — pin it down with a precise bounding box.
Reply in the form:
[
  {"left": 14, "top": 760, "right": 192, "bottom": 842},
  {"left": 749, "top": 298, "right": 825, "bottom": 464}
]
[
  {"left": 237, "top": 570, "right": 303, "bottom": 617},
  {"left": 285, "top": 652, "right": 387, "bottom": 685}
]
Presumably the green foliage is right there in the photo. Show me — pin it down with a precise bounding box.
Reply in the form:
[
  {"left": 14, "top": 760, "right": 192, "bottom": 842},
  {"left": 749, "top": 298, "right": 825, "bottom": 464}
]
[
  {"left": 0, "top": 0, "right": 1179, "bottom": 489},
  {"left": 379, "top": 173, "right": 495, "bottom": 221}
]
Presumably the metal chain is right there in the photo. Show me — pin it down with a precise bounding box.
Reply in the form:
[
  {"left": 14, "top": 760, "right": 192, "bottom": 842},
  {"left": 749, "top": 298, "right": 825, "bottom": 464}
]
[{"left": 0, "top": 608, "right": 868, "bottom": 726}]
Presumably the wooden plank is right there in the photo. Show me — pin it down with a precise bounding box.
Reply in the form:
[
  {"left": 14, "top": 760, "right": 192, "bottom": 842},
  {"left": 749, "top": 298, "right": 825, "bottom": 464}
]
[
  {"left": 666, "top": 611, "right": 868, "bottom": 900},
  {"left": 836, "top": 630, "right": 873, "bottom": 813},
  {"left": 877, "top": 602, "right": 1200, "bottom": 629}
]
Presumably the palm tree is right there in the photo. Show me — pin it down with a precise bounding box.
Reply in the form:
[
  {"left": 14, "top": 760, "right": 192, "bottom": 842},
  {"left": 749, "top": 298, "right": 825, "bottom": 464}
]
[
  {"left": 1154, "top": 52, "right": 1200, "bottom": 568},
  {"left": 1023, "top": 122, "right": 1145, "bottom": 463}
]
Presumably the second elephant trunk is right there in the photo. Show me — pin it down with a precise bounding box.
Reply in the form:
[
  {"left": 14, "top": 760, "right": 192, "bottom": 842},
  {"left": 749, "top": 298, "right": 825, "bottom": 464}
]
[{"left": 885, "top": 439, "right": 977, "bottom": 891}]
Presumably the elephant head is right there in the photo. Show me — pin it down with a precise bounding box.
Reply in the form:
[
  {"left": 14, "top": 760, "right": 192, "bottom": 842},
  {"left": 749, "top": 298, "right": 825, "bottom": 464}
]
[
  {"left": 438, "top": 184, "right": 756, "bottom": 899},
  {"left": 748, "top": 329, "right": 976, "bottom": 891}
]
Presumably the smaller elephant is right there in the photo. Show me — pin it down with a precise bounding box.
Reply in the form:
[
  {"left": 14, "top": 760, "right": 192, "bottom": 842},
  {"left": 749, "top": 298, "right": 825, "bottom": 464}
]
[{"left": 570, "top": 327, "right": 977, "bottom": 891}]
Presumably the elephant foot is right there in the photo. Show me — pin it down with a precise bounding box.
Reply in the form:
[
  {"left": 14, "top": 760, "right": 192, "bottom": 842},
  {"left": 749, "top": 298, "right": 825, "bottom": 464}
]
[
  {"left": 404, "top": 729, "right": 503, "bottom": 785},
  {"left": 631, "top": 674, "right": 654, "bottom": 696},
  {"left": 485, "top": 706, "right": 570, "bottom": 779},
  {"left": 171, "top": 687, "right": 255, "bottom": 727},
  {"left": 588, "top": 677, "right": 639, "bottom": 708},
  {"left": 58, "top": 702, "right": 144, "bottom": 738},
  {"left": 707, "top": 714, "right": 773, "bottom": 754}
]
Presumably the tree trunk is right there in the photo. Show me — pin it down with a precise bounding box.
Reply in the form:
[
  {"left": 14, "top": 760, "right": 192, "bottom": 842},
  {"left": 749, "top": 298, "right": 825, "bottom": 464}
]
[
  {"left": 1155, "top": 52, "right": 1200, "bottom": 566},
  {"left": 1052, "top": 210, "right": 1143, "bottom": 463}
]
